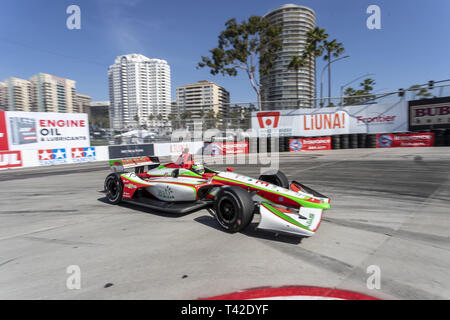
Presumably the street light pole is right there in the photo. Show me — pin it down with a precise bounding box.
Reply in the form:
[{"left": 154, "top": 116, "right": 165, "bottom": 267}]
[
  {"left": 340, "top": 73, "right": 375, "bottom": 105},
  {"left": 320, "top": 55, "right": 350, "bottom": 108}
]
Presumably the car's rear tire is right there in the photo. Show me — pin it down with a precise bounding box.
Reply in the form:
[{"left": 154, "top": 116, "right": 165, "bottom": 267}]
[
  {"left": 104, "top": 173, "right": 123, "bottom": 204},
  {"left": 214, "top": 186, "right": 254, "bottom": 233},
  {"left": 258, "top": 170, "right": 289, "bottom": 188}
]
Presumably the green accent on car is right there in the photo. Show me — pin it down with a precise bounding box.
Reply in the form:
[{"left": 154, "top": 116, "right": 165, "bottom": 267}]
[
  {"left": 213, "top": 175, "right": 330, "bottom": 210},
  {"left": 121, "top": 174, "right": 153, "bottom": 186},
  {"left": 262, "top": 203, "right": 312, "bottom": 232},
  {"left": 179, "top": 170, "right": 202, "bottom": 177}
]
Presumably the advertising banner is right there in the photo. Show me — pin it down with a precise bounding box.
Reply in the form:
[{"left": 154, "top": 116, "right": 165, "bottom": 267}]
[
  {"left": 203, "top": 142, "right": 249, "bottom": 155},
  {"left": 0, "top": 150, "right": 22, "bottom": 169},
  {"left": 108, "top": 144, "right": 154, "bottom": 159},
  {"left": 154, "top": 141, "right": 204, "bottom": 156},
  {"left": 289, "top": 137, "right": 332, "bottom": 152},
  {"left": 376, "top": 133, "right": 434, "bottom": 148},
  {"left": 0, "top": 111, "right": 9, "bottom": 151},
  {"left": 3, "top": 111, "right": 90, "bottom": 151},
  {"left": 409, "top": 96, "right": 450, "bottom": 130},
  {"left": 252, "top": 102, "right": 408, "bottom": 137}
]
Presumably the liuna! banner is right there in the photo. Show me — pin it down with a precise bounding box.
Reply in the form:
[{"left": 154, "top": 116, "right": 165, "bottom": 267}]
[
  {"left": 376, "top": 133, "right": 434, "bottom": 148},
  {"left": 252, "top": 101, "right": 408, "bottom": 137},
  {"left": 289, "top": 137, "right": 332, "bottom": 152}
]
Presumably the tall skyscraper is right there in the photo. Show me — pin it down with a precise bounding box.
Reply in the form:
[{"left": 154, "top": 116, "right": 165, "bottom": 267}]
[
  {"left": 2, "top": 77, "right": 33, "bottom": 112},
  {"left": 260, "top": 4, "right": 316, "bottom": 108},
  {"left": 1, "top": 73, "right": 82, "bottom": 113},
  {"left": 108, "top": 54, "right": 171, "bottom": 130},
  {"left": 176, "top": 80, "right": 230, "bottom": 126},
  {"left": 29, "top": 73, "right": 77, "bottom": 113},
  {"left": 0, "top": 82, "right": 7, "bottom": 110}
]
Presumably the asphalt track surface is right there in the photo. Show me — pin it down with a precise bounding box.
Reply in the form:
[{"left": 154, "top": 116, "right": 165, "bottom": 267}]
[{"left": 0, "top": 148, "right": 449, "bottom": 300}]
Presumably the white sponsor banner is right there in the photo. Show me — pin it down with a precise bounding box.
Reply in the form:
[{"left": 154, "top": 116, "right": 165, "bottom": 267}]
[
  {"left": 5, "top": 111, "right": 90, "bottom": 151},
  {"left": 252, "top": 102, "right": 408, "bottom": 137},
  {"left": 154, "top": 141, "right": 204, "bottom": 156},
  {"left": 3, "top": 146, "right": 110, "bottom": 169}
]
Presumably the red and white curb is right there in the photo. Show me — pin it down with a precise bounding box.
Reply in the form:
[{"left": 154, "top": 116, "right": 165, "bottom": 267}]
[{"left": 200, "top": 286, "right": 380, "bottom": 300}]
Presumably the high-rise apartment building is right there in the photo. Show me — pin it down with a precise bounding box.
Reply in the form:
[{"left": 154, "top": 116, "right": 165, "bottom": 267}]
[
  {"left": 176, "top": 80, "right": 230, "bottom": 124},
  {"left": 74, "top": 93, "right": 92, "bottom": 113},
  {"left": 1, "top": 73, "right": 83, "bottom": 113},
  {"left": 0, "top": 82, "right": 7, "bottom": 110},
  {"left": 29, "top": 73, "right": 77, "bottom": 113},
  {"left": 2, "top": 77, "right": 33, "bottom": 112},
  {"left": 260, "top": 4, "right": 316, "bottom": 108},
  {"left": 108, "top": 54, "right": 171, "bottom": 130}
]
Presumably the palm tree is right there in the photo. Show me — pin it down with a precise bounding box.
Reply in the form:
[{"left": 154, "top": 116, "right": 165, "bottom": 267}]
[
  {"left": 288, "top": 55, "right": 308, "bottom": 107},
  {"left": 323, "top": 39, "right": 345, "bottom": 106},
  {"left": 409, "top": 85, "right": 432, "bottom": 100},
  {"left": 205, "top": 109, "right": 216, "bottom": 129},
  {"left": 167, "top": 113, "right": 176, "bottom": 130},
  {"left": 304, "top": 27, "right": 329, "bottom": 104},
  {"left": 180, "top": 111, "right": 192, "bottom": 129}
]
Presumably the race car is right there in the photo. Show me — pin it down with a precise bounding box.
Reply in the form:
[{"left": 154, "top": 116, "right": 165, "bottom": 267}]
[{"left": 104, "top": 151, "right": 330, "bottom": 237}]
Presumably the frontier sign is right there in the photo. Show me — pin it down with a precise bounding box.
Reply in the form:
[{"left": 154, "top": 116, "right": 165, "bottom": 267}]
[{"left": 252, "top": 102, "right": 408, "bottom": 137}]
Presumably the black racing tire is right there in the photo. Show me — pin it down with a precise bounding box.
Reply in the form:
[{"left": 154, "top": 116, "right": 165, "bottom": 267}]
[
  {"left": 258, "top": 170, "right": 289, "bottom": 188},
  {"left": 104, "top": 173, "right": 123, "bottom": 204},
  {"left": 213, "top": 186, "right": 255, "bottom": 233}
]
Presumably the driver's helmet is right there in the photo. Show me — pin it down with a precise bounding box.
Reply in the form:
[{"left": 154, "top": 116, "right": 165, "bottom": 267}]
[{"left": 191, "top": 162, "right": 205, "bottom": 174}]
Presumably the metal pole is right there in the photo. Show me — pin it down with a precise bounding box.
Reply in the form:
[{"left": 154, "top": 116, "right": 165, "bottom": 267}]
[{"left": 319, "top": 55, "right": 350, "bottom": 108}]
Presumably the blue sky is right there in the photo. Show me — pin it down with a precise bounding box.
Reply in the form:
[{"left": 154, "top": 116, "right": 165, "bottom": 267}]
[{"left": 0, "top": 0, "right": 449, "bottom": 103}]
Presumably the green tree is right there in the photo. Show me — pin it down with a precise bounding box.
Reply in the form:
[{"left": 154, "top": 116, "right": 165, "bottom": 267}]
[
  {"left": 198, "top": 16, "right": 283, "bottom": 110},
  {"left": 180, "top": 111, "right": 193, "bottom": 129},
  {"left": 287, "top": 55, "right": 308, "bottom": 107},
  {"left": 215, "top": 111, "right": 223, "bottom": 130},
  {"left": 205, "top": 109, "right": 216, "bottom": 129},
  {"left": 134, "top": 115, "right": 140, "bottom": 127},
  {"left": 323, "top": 39, "right": 345, "bottom": 106},
  {"left": 167, "top": 113, "right": 177, "bottom": 130},
  {"left": 148, "top": 114, "right": 154, "bottom": 121},
  {"left": 409, "top": 85, "right": 432, "bottom": 100},
  {"left": 343, "top": 78, "right": 376, "bottom": 105}
]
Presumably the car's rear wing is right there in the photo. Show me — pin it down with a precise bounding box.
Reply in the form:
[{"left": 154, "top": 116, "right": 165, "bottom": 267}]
[{"left": 109, "top": 156, "right": 160, "bottom": 173}]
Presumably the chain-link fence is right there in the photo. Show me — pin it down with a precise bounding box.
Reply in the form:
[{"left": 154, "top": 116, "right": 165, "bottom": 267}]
[{"left": 95, "top": 84, "right": 450, "bottom": 145}]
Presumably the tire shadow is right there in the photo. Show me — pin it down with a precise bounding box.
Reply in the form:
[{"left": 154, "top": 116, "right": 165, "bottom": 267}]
[{"left": 194, "top": 215, "right": 304, "bottom": 245}]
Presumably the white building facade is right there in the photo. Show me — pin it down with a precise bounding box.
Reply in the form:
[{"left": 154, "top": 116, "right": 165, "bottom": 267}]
[
  {"left": 108, "top": 54, "right": 171, "bottom": 130},
  {"left": 261, "top": 4, "right": 316, "bottom": 108}
]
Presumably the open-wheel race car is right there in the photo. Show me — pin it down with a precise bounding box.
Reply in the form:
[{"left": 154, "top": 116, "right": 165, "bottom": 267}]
[{"left": 104, "top": 151, "right": 330, "bottom": 237}]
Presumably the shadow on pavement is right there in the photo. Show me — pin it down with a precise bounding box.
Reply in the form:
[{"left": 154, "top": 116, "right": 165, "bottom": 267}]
[
  {"left": 194, "top": 215, "right": 304, "bottom": 245},
  {"left": 96, "top": 197, "right": 192, "bottom": 218}
]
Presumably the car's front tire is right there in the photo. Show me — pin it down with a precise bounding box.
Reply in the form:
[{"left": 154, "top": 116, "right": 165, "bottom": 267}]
[
  {"left": 213, "top": 186, "right": 255, "bottom": 233},
  {"left": 258, "top": 170, "right": 289, "bottom": 188},
  {"left": 104, "top": 173, "right": 123, "bottom": 204}
]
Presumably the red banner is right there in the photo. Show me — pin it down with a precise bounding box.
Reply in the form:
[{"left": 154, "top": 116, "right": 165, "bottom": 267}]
[
  {"left": 376, "top": 133, "right": 434, "bottom": 148},
  {"left": 0, "top": 111, "right": 9, "bottom": 151},
  {"left": 204, "top": 142, "right": 249, "bottom": 155},
  {"left": 0, "top": 150, "right": 22, "bottom": 169},
  {"left": 289, "top": 138, "right": 332, "bottom": 152}
]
